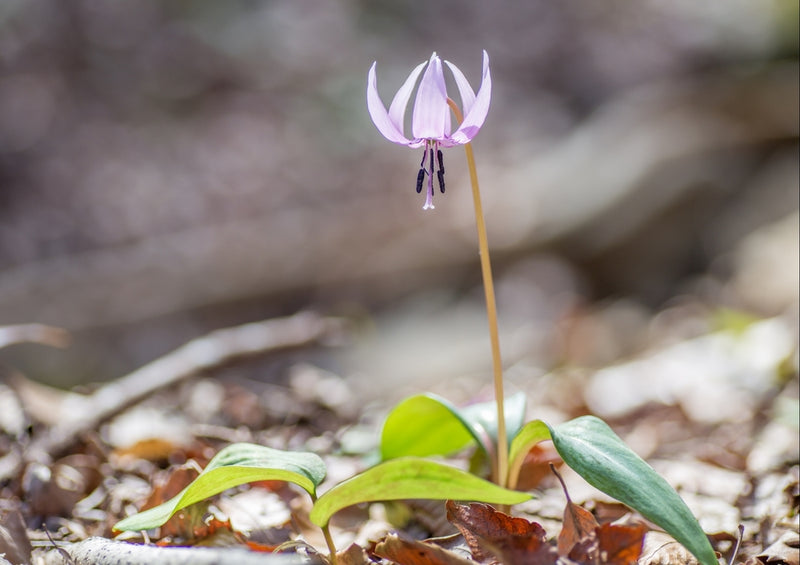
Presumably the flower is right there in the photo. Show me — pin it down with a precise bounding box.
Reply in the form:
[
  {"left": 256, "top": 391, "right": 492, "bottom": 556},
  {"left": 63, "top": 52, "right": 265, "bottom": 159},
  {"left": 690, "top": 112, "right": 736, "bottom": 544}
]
[{"left": 367, "top": 51, "right": 491, "bottom": 209}]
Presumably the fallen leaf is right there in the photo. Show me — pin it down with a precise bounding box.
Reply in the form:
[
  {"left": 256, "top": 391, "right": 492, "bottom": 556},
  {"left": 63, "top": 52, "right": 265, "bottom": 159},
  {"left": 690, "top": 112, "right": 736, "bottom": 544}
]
[
  {"left": 640, "top": 531, "right": 699, "bottom": 565},
  {"left": 516, "top": 443, "right": 563, "bottom": 490},
  {"left": 374, "top": 532, "right": 474, "bottom": 565},
  {"left": 336, "top": 543, "right": 372, "bottom": 565},
  {"left": 552, "top": 456, "right": 600, "bottom": 556},
  {"left": 757, "top": 531, "right": 800, "bottom": 565},
  {"left": 568, "top": 523, "right": 647, "bottom": 564},
  {"left": 0, "top": 510, "right": 31, "bottom": 565},
  {"left": 446, "top": 501, "right": 558, "bottom": 565},
  {"left": 558, "top": 500, "right": 600, "bottom": 555},
  {"left": 597, "top": 522, "right": 648, "bottom": 564}
]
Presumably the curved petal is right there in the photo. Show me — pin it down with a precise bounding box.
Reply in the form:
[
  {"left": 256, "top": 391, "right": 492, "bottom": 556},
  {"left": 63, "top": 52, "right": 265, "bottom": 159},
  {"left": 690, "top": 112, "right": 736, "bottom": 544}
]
[
  {"left": 444, "top": 58, "right": 476, "bottom": 116},
  {"left": 388, "top": 60, "right": 427, "bottom": 136},
  {"left": 449, "top": 50, "right": 491, "bottom": 145},
  {"left": 412, "top": 53, "right": 450, "bottom": 140},
  {"left": 367, "top": 62, "right": 413, "bottom": 145}
]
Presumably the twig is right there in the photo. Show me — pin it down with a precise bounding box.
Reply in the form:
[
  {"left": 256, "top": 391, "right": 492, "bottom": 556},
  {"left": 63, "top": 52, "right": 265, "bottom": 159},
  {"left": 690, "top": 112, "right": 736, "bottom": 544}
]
[
  {"left": 38, "top": 537, "right": 319, "bottom": 565},
  {"left": 43, "top": 525, "right": 76, "bottom": 565},
  {"left": 25, "top": 311, "right": 345, "bottom": 462},
  {"left": 0, "top": 323, "right": 70, "bottom": 350}
]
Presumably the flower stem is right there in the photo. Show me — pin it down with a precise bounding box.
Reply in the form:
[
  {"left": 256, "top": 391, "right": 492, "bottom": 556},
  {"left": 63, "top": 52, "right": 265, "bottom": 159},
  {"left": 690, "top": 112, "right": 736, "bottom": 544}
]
[{"left": 447, "top": 98, "right": 507, "bottom": 488}]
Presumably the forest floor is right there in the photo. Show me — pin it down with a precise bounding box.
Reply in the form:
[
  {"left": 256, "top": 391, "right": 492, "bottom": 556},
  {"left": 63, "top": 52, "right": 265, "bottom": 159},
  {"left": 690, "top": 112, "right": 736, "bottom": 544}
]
[{"left": 0, "top": 304, "right": 797, "bottom": 565}]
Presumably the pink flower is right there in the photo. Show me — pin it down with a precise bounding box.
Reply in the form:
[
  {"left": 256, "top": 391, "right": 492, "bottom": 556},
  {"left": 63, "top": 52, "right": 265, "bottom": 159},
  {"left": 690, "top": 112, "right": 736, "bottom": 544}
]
[{"left": 367, "top": 51, "right": 491, "bottom": 209}]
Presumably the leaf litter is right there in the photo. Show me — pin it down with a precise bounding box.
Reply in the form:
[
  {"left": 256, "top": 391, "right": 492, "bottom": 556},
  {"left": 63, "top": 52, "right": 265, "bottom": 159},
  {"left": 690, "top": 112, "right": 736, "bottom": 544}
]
[{"left": 0, "top": 303, "right": 797, "bottom": 565}]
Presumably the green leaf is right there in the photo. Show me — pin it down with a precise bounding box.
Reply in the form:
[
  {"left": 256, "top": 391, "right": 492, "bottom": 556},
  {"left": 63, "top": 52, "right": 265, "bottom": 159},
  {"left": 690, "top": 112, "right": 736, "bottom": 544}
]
[
  {"left": 309, "top": 457, "right": 531, "bottom": 527},
  {"left": 380, "top": 393, "right": 527, "bottom": 460},
  {"left": 507, "top": 419, "right": 552, "bottom": 489},
  {"left": 461, "top": 392, "right": 527, "bottom": 448},
  {"left": 380, "top": 394, "right": 475, "bottom": 459},
  {"left": 114, "top": 443, "right": 326, "bottom": 532},
  {"left": 549, "top": 416, "right": 718, "bottom": 565}
]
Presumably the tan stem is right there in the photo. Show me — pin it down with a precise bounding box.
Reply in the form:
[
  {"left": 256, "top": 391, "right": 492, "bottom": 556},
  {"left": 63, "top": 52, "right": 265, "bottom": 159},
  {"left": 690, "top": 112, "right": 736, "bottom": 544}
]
[{"left": 447, "top": 98, "right": 507, "bottom": 487}]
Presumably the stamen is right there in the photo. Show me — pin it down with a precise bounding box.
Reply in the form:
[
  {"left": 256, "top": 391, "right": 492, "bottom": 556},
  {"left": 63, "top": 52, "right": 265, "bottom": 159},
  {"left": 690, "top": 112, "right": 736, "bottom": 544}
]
[
  {"left": 437, "top": 149, "right": 445, "bottom": 174},
  {"left": 415, "top": 168, "right": 425, "bottom": 194},
  {"left": 437, "top": 170, "right": 445, "bottom": 193}
]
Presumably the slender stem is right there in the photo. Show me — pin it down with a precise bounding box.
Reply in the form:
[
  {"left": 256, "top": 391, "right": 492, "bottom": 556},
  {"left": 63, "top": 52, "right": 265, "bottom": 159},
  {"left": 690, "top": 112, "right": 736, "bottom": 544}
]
[
  {"left": 447, "top": 98, "right": 507, "bottom": 488},
  {"left": 312, "top": 494, "right": 338, "bottom": 565},
  {"left": 321, "top": 524, "right": 338, "bottom": 565}
]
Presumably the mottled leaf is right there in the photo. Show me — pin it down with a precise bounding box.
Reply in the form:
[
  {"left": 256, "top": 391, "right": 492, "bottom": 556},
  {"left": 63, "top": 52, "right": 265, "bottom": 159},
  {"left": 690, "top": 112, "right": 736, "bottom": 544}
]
[{"left": 549, "top": 416, "right": 717, "bottom": 565}]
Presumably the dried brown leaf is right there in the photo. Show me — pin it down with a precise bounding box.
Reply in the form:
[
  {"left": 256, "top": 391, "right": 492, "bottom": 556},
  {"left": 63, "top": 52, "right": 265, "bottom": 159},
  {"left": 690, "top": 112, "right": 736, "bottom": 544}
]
[
  {"left": 597, "top": 522, "right": 648, "bottom": 564},
  {"left": 515, "top": 443, "right": 563, "bottom": 491},
  {"left": 446, "top": 501, "right": 558, "bottom": 565},
  {"left": 558, "top": 500, "right": 600, "bottom": 555},
  {"left": 567, "top": 523, "right": 647, "bottom": 565},
  {"left": 374, "top": 532, "right": 474, "bottom": 565}
]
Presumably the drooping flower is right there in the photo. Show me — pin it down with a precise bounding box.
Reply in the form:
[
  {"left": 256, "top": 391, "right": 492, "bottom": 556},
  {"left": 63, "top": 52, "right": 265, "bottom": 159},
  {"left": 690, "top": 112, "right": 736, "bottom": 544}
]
[{"left": 367, "top": 51, "right": 491, "bottom": 209}]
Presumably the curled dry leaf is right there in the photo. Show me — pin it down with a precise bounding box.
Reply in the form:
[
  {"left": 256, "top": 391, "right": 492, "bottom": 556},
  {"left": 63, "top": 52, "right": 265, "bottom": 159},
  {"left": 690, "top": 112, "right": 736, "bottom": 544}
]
[
  {"left": 559, "top": 499, "right": 600, "bottom": 555},
  {"left": 445, "top": 501, "right": 558, "bottom": 565},
  {"left": 373, "top": 532, "right": 474, "bottom": 565}
]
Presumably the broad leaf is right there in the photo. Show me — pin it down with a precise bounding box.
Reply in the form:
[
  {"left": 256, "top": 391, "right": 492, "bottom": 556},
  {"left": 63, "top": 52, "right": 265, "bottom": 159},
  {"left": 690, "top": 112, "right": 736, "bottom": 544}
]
[
  {"left": 507, "top": 419, "right": 551, "bottom": 489},
  {"left": 380, "top": 395, "right": 475, "bottom": 459},
  {"left": 309, "top": 457, "right": 531, "bottom": 527},
  {"left": 381, "top": 393, "right": 527, "bottom": 460},
  {"left": 114, "top": 443, "right": 326, "bottom": 532},
  {"left": 549, "top": 416, "right": 717, "bottom": 565},
  {"left": 460, "top": 392, "right": 527, "bottom": 449}
]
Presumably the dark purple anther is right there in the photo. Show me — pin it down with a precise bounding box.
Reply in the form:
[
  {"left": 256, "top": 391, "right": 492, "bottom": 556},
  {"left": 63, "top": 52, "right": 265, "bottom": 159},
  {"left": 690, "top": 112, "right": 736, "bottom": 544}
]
[{"left": 415, "top": 168, "right": 425, "bottom": 193}]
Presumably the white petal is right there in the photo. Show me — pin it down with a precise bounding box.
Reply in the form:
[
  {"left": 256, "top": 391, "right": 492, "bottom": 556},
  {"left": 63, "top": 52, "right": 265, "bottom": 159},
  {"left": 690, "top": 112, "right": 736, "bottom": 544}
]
[
  {"left": 367, "top": 62, "right": 412, "bottom": 145},
  {"left": 411, "top": 53, "right": 450, "bottom": 140},
  {"left": 388, "top": 60, "right": 427, "bottom": 136},
  {"left": 450, "top": 50, "right": 491, "bottom": 145},
  {"left": 444, "top": 58, "right": 476, "bottom": 116}
]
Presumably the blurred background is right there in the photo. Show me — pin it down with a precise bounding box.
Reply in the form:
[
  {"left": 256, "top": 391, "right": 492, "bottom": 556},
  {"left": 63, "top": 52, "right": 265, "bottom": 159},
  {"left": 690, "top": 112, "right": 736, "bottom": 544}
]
[{"left": 0, "top": 0, "right": 797, "bottom": 398}]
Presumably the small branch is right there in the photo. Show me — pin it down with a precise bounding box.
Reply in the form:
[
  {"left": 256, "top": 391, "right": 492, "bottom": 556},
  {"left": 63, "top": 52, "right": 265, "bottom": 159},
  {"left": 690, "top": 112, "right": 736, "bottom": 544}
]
[
  {"left": 0, "top": 323, "right": 70, "bottom": 350},
  {"left": 38, "top": 537, "right": 319, "bottom": 565},
  {"left": 25, "top": 311, "right": 345, "bottom": 462}
]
